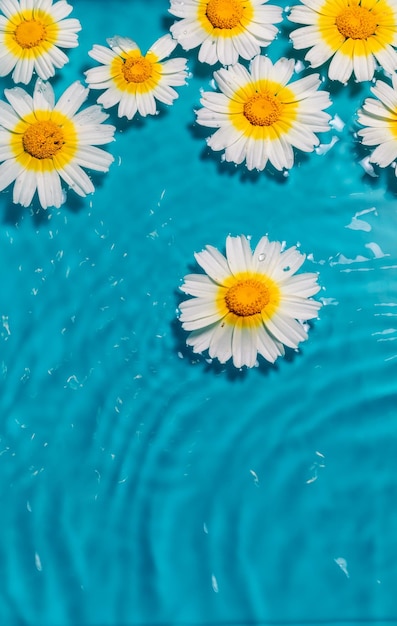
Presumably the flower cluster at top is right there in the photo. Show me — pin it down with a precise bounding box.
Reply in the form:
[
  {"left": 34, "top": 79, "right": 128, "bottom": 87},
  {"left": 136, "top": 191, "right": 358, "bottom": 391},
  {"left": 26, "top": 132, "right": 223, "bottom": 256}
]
[
  {"left": 0, "top": 0, "right": 396, "bottom": 368},
  {"left": 0, "top": 0, "right": 397, "bottom": 210}
]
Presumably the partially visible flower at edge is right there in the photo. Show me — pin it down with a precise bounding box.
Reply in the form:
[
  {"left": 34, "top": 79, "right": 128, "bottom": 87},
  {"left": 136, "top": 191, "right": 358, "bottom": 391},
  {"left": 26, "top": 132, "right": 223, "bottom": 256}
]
[
  {"left": 179, "top": 234, "right": 322, "bottom": 369},
  {"left": 357, "top": 74, "right": 397, "bottom": 174},
  {"left": 84, "top": 34, "right": 188, "bottom": 120},
  {"left": 0, "top": 78, "right": 116, "bottom": 209},
  {"left": 288, "top": 0, "right": 397, "bottom": 83},
  {"left": 0, "top": 0, "right": 81, "bottom": 85},
  {"left": 196, "top": 56, "right": 332, "bottom": 172},
  {"left": 169, "top": 0, "right": 283, "bottom": 66}
]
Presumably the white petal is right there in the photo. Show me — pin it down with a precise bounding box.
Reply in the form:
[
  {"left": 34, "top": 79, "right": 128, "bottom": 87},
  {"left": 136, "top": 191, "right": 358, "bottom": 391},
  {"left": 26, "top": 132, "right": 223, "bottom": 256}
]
[
  {"left": 0, "top": 158, "right": 20, "bottom": 192},
  {"left": 4, "top": 86, "right": 33, "bottom": 121},
  {"left": 0, "top": 100, "right": 21, "bottom": 129},
  {"left": 13, "top": 167, "right": 37, "bottom": 207},
  {"left": 328, "top": 49, "right": 353, "bottom": 83},
  {"left": 149, "top": 34, "right": 177, "bottom": 60},
  {"left": 264, "top": 312, "right": 307, "bottom": 348},
  {"left": 208, "top": 320, "right": 234, "bottom": 363},
  {"left": 180, "top": 274, "right": 219, "bottom": 297},
  {"left": 279, "top": 296, "right": 321, "bottom": 320},
  {"left": 37, "top": 169, "right": 63, "bottom": 209},
  {"left": 50, "top": 0, "right": 74, "bottom": 21},
  {"left": 186, "top": 323, "right": 219, "bottom": 356},
  {"left": 179, "top": 296, "right": 219, "bottom": 322},
  {"left": 369, "top": 141, "right": 397, "bottom": 167},
  {"left": 88, "top": 44, "right": 118, "bottom": 65},
  {"left": 282, "top": 273, "right": 321, "bottom": 298},
  {"left": 57, "top": 162, "right": 94, "bottom": 196},
  {"left": 55, "top": 81, "right": 89, "bottom": 117},
  {"left": 231, "top": 317, "right": 258, "bottom": 368},
  {"left": 75, "top": 145, "right": 114, "bottom": 171},
  {"left": 33, "top": 78, "right": 55, "bottom": 110},
  {"left": 225, "top": 235, "right": 254, "bottom": 274},
  {"left": 194, "top": 245, "right": 231, "bottom": 284},
  {"left": 256, "top": 324, "right": 284, "bottom": 363}
]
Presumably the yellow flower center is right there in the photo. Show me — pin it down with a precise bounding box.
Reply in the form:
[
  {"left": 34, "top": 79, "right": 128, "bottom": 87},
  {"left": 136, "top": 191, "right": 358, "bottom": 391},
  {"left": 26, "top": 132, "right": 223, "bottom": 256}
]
[
  {"left": 243, "top": 92, "right": 282, "bottom": 126},
  {"left": 15, "top": 19, "right": 47, "bottom": 48},
  {"left": 225, "top": 279, "right": 270, "bottom": 316},
  {"left": 206, "top": 0, "right": 244, "bottom": 29},
  {"left": 22, "top": 120, "right": 65, "bottom": 159},
  {"left": 335, "top": 6, "right": 377, "bottom": 40},
  {"left": 122, "top": 55, "right": 153, "bottom": 83}
]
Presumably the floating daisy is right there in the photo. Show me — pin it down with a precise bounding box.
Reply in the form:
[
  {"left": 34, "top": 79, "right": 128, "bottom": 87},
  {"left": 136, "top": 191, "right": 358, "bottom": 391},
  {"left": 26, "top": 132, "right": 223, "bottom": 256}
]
[
  {"left": 84, "top": 34, "right": 188, "bottom": 120},
  {"left": 288, "top": 0, "right": 397, "bottom": 83},
  {"left": 357, "top": 74, "right": 397, "bottom": 173},
  {"left": 0, "top": 0, "right": 81, "bottom": 84},
  {"left": 0, "top": 78, "right": 116, "bottom": 209},
  {"left": 168, "top": 0, "right": 283, "bottom": 66},
  {"left": 179, "top": 235, "right": 322, "bottom": 369},
  {"left": 196, "top": 56, "right": 331, "bottom": 171}
]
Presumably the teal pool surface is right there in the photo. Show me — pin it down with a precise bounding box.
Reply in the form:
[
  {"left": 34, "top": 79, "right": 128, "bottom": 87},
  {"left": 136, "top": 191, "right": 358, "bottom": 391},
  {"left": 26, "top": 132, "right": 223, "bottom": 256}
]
[{"left": 0, "top": 1, "right": 397, "bottom": 624}]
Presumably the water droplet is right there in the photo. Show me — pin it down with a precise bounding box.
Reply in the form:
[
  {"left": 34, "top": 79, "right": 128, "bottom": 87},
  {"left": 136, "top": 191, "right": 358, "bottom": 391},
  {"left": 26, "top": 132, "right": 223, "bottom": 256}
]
[
  {"left": 258, "top": 253, "right": 266, "bottom": 262},
  {"left": 35, "top": 552, "right": 42, "bottom": 572}
]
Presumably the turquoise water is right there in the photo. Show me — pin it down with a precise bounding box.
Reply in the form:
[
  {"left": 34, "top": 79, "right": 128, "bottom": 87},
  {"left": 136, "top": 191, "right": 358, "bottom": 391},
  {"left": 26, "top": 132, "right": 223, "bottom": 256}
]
[{"left": 0, "top": 1, "right": 397, "bottom": 624}]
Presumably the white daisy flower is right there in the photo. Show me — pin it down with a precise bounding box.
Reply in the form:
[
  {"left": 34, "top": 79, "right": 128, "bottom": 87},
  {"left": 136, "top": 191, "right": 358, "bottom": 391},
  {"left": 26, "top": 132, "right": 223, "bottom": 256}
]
[
  {"left": 196, "top": 56, "right": 332, "bottom": 171},
  {"left": 84, "top": 34, "right": 188, "bottom": 121},
  {"left": 357, "top": 74, "right": 397, "bottom": 173},
  {"left": 0, "top": 0, "right": 81, "bottom": 85},
  {"left": 288, "top": 0, "right": 397, "bottom": 84},
  {"left": 0, "top": 78, "right": 116, "bottom": 209},
  {"left": 169, "top": 0, "right": 283, "bottom": 67},
  {"left": 179, "top": 235, "right": 322, "bottom": 369}
]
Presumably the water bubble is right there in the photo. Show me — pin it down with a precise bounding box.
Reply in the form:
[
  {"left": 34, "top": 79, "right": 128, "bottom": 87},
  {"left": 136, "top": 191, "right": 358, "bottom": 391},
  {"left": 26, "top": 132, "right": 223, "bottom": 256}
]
[{"left": 258, "top": 253, "right": 266, "bottom": 262}]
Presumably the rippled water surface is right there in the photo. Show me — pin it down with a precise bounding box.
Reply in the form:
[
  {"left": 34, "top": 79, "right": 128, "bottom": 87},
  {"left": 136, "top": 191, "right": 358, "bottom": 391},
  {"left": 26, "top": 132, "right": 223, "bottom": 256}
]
[{"left": 0, "top": 1, "right": 397, "bottom": 625}]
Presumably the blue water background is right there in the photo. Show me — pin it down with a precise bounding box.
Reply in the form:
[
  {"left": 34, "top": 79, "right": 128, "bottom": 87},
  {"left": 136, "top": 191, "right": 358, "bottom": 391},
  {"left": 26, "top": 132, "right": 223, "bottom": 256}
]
[{"left": 0, "top": 1, "right": 396, "bottom": 624}]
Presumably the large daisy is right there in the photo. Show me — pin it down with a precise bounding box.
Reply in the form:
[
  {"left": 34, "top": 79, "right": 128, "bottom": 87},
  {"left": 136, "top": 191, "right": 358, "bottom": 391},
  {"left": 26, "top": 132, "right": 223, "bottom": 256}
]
[
  {"left": 84, "top": 34, "right": 188, "bottom": 121},
  {"left": 168, "top": 0, "right": 283, "bottom": 66},
  {"left": 0, "top": 0, "right": 81, "bottom": 85},
  {"left": 196, "top": 56, "right": 331, "bottom": 171},
  {"left": 288, "top": 0, "right": 397, "bottom": 83},
  {"left": 179, "top": 235, "right": 322, "bottom": 369},
  {"left": 357, "top": 74, "right": 397, "bottom": 173},
  {"left": 0, "top": 78, "right": 116, "bottom": 209}
]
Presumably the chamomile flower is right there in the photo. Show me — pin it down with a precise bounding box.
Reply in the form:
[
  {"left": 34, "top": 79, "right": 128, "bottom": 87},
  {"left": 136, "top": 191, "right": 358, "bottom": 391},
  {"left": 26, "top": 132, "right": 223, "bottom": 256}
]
[
  {"left": 196, "top": 56, "right": 331, "bottom": 171},
  {"left": 0, "top": 0, "right": 81, "bottom": 85},
  {"left": 179, "top": 235, "right": 322, "bottom": 369},
  {"left": 357, "top": 74, "right": 397, "bottom": 173},
  {"left": 168, "top": 0, "right": 283, "bottom": 66},
  {"left": 0, "top": 78, "right": 116, "bottom": 209},
  {"left": 288, "top": 0, "right": 397, "bottom": 83},
  {"left": 84, "top": 34, "right": 188, "bottom": 120}
]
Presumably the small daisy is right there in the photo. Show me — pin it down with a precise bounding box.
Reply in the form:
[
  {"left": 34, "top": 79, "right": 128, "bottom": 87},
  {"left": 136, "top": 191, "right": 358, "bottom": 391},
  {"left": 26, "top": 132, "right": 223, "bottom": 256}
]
[
  {"left": 357, "top": 74, "right": 397, "bottom": 173},
  {"left": 84, "top": 34, "right": 188, "bottom": 120},
  {"left": 169, "top": 0, "right": 283, "bottom": 66},
  {"left": 288, "top": 0, "right": 397, "bottom": 84},
  {"left": 0, "top": 78, "right": 116, "bottom": 209},
  {"left": 0, "top": 0, "right": 81, "bottom": 85},
  {"left": 196, "top": 56, "right": 331, "bottom": 171},
  {"left": 179, "top": 235, "right": 322, "bottom": 369}
]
